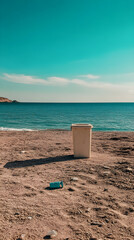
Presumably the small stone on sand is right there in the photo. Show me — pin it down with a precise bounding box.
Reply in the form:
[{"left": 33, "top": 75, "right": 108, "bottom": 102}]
[
  {"left": 85, "top": 207, "right": 91, "bottom": 213},
  {"left": 20, "top": 151, "right": 26, "bottom": 154},
  {"left": 90, "top": 221, "right": 103, "bottom": 227},
  {"left": 103, "top": 166, "right": 110, "bottom": 169},
  {"left": 45, "top": 230, "right": 57, "bottom": 239},
  {"left": 21, "top": 234, "right": 26, "bottom": 240},
  {"left": 126, "top": 167, "right": 133, "bottom": 172},
  {"left": 70, "top": 177, "right": 78, "bottom": 181},
  {"left": 17, "top": 234, "right": 25, "bottom": 240},
  {"left": 103, "top": 171, "right": 111, "bottom": 176},
  {"left": 68, "top": 187, "right": 75, "bottom": 191},
  {"left": 14, "top": 212, "right": 19, "bottom": 216}
]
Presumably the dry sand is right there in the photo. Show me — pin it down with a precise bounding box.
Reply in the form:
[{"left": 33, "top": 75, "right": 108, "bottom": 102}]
[{"left": 0, "top": 130, "right": 134, "bottom": 240}]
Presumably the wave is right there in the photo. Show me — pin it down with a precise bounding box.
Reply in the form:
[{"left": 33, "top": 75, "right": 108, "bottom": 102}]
[{"left": 0, "top": 127, "right": 34, "bottom": 131}]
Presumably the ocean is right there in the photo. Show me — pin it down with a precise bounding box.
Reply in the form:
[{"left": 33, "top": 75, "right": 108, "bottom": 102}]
[{"left": 0, "top": 103, "right": 134, "bottom": 131}]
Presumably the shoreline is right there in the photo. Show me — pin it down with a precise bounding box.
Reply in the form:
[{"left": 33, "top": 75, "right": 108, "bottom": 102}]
[{"left": 0, "top": 128, "right": 134, "bottom": 132}]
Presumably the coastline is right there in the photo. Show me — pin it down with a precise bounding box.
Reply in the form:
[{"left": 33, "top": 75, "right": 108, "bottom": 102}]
[
  {"left": 0, "top": 127, "right": 134, "bottom": 132},
  {"left": 0, "top": 130, "right": 133, "bottom": 239}
]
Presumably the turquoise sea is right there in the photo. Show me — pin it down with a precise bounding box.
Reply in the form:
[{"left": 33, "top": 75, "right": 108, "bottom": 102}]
[{"left": 0, "top": 103, "right": 134, "bottom": 131}]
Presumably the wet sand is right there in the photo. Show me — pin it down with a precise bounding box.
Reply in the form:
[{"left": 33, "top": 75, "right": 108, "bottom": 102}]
[{"left": 0, "top": 130, "right": 134, "bottom": 240}]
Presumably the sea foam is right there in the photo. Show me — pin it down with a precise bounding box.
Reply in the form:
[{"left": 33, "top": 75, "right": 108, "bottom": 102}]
[{"left": 0, "top": 127, "right": 34, "bottom": 131}]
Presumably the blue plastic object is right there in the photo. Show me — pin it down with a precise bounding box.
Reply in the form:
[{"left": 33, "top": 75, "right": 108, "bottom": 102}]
[{"left": 50, "top": 181, "right": 63, "bottom": 189}]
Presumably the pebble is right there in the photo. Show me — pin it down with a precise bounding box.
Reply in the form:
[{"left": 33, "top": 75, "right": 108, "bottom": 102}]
[
  {"left": 106, "top": 234, "right": 114, "bottom": 239},
  {"left": 105, "top": 218, "right": 109, "bottom": 223},
  {"left": 21, "top": 234, "right": 26, "bottom": 240},
  {"left": 90, "top": 238, "right": 98, "bottom": 240},
  {"left": 70, "top": 177, "right": 78, "bottom": 181},
  {"left": 128, "top": 207, "right": 134, "bottom": 212},
  {"left": 27, "top": 216, "right": 32, "bottom": 220},
  {"left": 84, "top": 192, "right": 90, "bottom": 196},
  {"left": 126, "top": 167, "right": 133, "bottom": 172},
  {"left": 103, "top": 171, "right": 111, "bottom": 176},
  {"left": 78, "top": 209, "right": 82, "bottom": 214},
  {"left": 90, "top": 221, "right": 103, "bottom": 227},
  {"left": 94, "top": 207, "right": 101, "bottom": 211},
  {"left": 20, "top": 151, "right": 26, "bottom": 154},
  {"left": 45, "top": 230, "right": 57, "bottom": 239},
  {"left": 85, "top": 207, "right": 91, "bottom": 213},
  {"left": 103, "top": 166, "right": 110, "bottom": 169},
  {"left": 16, "top": 234, "right": 25, "bottom": 240},
  {"left": 14, "top": 212, "right": 19, "bottom": 216},
  {"left": 68, "top": 187, "right": 75, "bottom": 191}
]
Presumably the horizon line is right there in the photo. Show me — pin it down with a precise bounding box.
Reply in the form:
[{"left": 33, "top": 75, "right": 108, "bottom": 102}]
[{"left": 6, "top": 101, "right": 134, "bottom": 103}]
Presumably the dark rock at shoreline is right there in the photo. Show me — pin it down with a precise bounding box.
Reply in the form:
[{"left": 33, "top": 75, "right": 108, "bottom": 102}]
[{"left": 12, "top": 100, "right": 19, "bottom": 103}]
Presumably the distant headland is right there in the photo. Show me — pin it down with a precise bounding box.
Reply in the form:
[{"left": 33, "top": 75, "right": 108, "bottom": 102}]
[{"left": 0, "top": 97, "right": 19, "bottom": 103}]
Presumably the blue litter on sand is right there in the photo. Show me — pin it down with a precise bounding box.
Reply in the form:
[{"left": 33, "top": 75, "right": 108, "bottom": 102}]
[{"left": 50, "top": 181, "right": 63, "bottom": 189}]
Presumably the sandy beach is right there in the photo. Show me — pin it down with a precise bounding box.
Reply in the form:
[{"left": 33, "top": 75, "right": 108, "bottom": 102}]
[{"left": 0, "top": 130, "right": 134, "bottom": 240}]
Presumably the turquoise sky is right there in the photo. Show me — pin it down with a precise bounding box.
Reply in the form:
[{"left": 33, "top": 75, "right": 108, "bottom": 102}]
[{"left": 0, "top": 0, "right": 134, "bottom": 102}]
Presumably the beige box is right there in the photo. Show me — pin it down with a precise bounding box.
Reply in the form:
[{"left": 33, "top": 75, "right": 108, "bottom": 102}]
[{"left": 71, "top": 124, "right": 93, "bottom": 158}]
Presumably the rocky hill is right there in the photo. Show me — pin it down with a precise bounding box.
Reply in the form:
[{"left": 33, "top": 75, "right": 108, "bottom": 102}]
[{"left": 0, "top": 97, "right": 18, "bottom": 103}]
